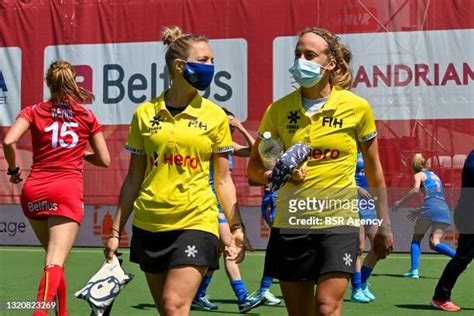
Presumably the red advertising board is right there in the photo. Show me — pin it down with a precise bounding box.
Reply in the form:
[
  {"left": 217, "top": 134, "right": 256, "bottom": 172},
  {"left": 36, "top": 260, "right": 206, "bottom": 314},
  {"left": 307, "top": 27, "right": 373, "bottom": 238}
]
[{"left": 1, "top": 0, "right": 473, "bottom": 209}]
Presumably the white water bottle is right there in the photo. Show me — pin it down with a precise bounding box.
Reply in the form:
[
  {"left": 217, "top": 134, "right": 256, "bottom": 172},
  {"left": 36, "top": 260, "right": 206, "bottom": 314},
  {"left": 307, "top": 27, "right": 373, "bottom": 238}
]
[{"left": 258, "top": 131, "right": 283, "bottom": 170}]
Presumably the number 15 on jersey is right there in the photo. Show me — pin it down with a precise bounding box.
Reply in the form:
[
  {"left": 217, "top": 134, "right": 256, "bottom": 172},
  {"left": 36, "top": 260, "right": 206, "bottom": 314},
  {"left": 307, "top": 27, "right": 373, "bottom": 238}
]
[{"left": 44, "top": 122, "right": 79, "bottom": 148}]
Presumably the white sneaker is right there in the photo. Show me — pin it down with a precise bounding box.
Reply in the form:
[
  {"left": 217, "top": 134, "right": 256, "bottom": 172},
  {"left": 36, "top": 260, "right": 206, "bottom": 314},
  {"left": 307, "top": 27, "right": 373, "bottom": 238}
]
[
  {"left": 403, "top": 269, "right": 419, "bottom": 278},
  {"left": 261, "top": 289, "right": 281, "bottom": 305}
]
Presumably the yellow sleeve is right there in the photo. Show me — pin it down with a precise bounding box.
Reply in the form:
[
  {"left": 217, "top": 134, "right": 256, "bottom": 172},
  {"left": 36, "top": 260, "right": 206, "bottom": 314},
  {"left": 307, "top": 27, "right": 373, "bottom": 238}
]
[
  {"left": 124, "top": 110, "right": 146, "bottom": 155},
  {"left": 355, "top": 100, "right": 377, "bottom": 142},
  {"left": 212, "top": 111, "right": 233, "bottom": 153},
  {"left": 257, "top": 104, "right": 278, "bottom": 138}
]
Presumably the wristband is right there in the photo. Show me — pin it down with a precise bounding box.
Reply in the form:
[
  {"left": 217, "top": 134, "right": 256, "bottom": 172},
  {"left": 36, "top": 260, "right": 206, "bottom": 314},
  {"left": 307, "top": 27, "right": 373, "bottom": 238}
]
[
  {"left": 7, "top": 166, "right": 20, "bottom": 176},
  {"left": 111, "top": 228, "right": 121, "bottom": 236},
  {"left": 107, "top": 235, "right": 120, "bottom": 241}
]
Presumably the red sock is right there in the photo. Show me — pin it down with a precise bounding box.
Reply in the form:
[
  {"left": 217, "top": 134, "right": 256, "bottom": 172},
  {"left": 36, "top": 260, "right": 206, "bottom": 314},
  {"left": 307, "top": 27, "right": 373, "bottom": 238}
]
[
  {"left": 56, "top": 267, "right": 68, "bottom": 316},
  {"left": 34, "top": 264, "right": 64, "bottom": 316}
]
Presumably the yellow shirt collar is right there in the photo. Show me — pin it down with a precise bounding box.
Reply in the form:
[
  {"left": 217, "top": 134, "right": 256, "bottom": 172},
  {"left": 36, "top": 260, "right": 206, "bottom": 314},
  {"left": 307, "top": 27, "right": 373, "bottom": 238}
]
[
  {"left": 153, "top": 90, "right": 203, "bottom": 119},
  {"left": 293, "top": 86, "right": 343, "bottom": 113}
]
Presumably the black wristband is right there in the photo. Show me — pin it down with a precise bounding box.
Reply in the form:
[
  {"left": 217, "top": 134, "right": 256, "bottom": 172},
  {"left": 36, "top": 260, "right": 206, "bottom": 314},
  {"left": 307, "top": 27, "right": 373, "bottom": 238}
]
[
  {"left": 7, "top": 166, "right": 20, "bottom": 176},
  {"left": 111, "top": 228, "right": 121, "bottom": 236}
]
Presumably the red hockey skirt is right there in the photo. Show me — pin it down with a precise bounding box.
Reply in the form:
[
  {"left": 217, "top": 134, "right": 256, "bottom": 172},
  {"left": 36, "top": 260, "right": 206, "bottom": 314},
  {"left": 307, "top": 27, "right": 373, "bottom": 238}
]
[{"left": 21, "top": 170, "right": 84, "bottom": 224}]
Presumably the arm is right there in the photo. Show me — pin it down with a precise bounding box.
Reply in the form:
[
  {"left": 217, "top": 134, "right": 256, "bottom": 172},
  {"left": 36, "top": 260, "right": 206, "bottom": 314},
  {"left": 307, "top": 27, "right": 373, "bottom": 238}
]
[
  {"left": 213, "top": 152, "right": 242, "bottom": 227},
  {"left": 104, "top": 153, "right": 146, "bottom": 260},
  {"left": 230, "top": 117, "right": 255, "bottom": 157},
  {"left": 232, "top": 141, "right": 251, "bottom": 158},
  {"left": 2, "top": 118, "right": 30, "bottom": 183},
  {"left": 360, "top": 138, "right": 391, "bottom": 228},
  {"left": 360, "top": 137, "right": 393, "bottom": 258},
  {"left": 213, "top": 152, "right": 245, "bottom": 261},
  {"left": 247, "top": 138, "right": 272, "bottom": 185},
  {"left": 394, "top": 173, "right": 424, "bottom": 208},
  {"left": 84, "top": 132, "right": 111, "bottom": 167}
]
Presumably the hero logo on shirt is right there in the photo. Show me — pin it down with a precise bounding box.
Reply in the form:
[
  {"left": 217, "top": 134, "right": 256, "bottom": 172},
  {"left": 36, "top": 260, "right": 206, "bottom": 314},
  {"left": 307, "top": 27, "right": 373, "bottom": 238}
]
[
  {"left": 151, "top": 151, "right": 200, "bottom": 169},
  {"left": 308, "top": 148, "right": 341, "bottom": 161}
]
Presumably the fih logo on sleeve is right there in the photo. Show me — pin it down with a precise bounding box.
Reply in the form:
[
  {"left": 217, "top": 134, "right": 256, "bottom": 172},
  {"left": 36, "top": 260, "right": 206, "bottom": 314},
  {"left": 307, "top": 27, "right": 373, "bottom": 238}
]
[{"left": 44, "top": 39, "right": 248, "bottom": 125}]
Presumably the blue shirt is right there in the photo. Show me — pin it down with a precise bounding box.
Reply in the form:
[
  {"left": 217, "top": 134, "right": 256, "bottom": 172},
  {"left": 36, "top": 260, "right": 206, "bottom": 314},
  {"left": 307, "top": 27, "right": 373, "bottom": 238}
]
[
  {"left": 355, "top": 152, "right": 368, "bottom": 190},
  {"left": 421, "top": 170, "right": 447, "bottom": 201}
]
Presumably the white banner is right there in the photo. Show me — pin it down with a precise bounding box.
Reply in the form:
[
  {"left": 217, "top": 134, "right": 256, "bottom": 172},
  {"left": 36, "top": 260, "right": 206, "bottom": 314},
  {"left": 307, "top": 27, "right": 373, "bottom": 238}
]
[
  {"left": 0, "top": 205, "right": 458, "bottom": 252},
  {"left": 44, "top": 39, "right": 248, "bottom": 125},
  {"left": 0, "top": 205, "right": 269, "bottom": 249},
  {"left": 0, "top": 205, "right": 37, "bottom": 245},
  {"left": 0, "top": 47, "right": 22, "bottom": 126},
  {"left": 0, "top": 205, "right": 134, "bottom": 247},
  {"left": 273, "top": 29, "right": 474, "bottom": 120}
]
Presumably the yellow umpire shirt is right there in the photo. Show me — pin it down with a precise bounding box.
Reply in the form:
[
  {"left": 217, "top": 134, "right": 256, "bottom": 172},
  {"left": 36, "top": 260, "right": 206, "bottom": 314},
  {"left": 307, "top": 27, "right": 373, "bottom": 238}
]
[
  {"left": 125, "top": 91, "right": 233, "bottom": 237},
  {"left": 258, "top": 86, "right": 377, "bottom": 229}
]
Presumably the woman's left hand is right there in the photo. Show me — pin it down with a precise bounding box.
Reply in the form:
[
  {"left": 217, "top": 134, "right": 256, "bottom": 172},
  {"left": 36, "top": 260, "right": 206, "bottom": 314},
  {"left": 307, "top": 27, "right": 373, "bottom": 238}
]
[
  {"left": 225, "top": 229, "right": 246, "bottom": 263},
  {"left": 9, "top": 171, "right": 23, "bottom": 184},
  {"left": 289, "top": 168, "right": 306, "bottom": 185},
  {"left": 228, "top": 117, "right": 244, "bottom": 132},
  {"left": 373, "top": 225, "right": 394, "bottom": 260}
]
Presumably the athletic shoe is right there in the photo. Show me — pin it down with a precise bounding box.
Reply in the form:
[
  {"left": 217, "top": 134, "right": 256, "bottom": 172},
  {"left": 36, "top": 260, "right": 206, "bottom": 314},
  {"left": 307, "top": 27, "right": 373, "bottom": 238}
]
[
  {"left": 431, "top": 299, "right": 461, "bottom": 312},
  {"left": 351, "top": 289, "right": 370, "bottom": 303},
  {"left": 361, "top": 284, "right": 375, "bottom": 301},
  {"left": 403, "top": 269, "right": 419, "bottom": 278},
  {"left": 260, "top": 289, "right": 281, "bottom": 305},
  {"left": 191, "top": 295, "right": 218, "bottom": 311},
  {"left": 238, "top": 292, "right": 266, "bottom": 313}
]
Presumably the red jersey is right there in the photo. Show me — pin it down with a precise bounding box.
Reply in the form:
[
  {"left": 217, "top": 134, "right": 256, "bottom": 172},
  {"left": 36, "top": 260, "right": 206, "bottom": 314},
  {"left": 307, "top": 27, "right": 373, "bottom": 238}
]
[{"left": 18, "top": 100, "right": 102, "bottom": 170}]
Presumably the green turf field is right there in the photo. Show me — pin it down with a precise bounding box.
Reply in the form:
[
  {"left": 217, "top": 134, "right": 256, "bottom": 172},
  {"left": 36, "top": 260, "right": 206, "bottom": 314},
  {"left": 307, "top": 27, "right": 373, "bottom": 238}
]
[{"left": 0, "top": 247, "right": 472, "bottom": 315}]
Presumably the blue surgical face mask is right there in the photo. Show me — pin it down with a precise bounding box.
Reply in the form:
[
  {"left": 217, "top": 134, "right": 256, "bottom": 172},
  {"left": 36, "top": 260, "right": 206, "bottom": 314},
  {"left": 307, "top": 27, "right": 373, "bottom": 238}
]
[
  {"left": 289, "top": 59, "right": 325, "bottom": 88},
  {"left": 182, "top": 61, "right": 215, "bottom": 91}
]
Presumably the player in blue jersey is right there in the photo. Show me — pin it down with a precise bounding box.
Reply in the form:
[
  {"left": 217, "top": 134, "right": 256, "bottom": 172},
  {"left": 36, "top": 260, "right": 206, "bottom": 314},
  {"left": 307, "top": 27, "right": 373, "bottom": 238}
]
[
  {"left": 192, "top": 109, "right": 266, "bottom": 313},
  {"left": 351, "top": 152, "right": 380, "bottom": 303},
  {"left": 393, "top": 153, "right": 456, "bottom": 278}
]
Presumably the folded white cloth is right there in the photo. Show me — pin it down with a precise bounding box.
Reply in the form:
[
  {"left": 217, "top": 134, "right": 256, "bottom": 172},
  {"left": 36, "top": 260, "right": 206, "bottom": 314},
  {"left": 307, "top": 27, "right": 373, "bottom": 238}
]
[{"left": 75, "top": 255, "right": 134, "bottom": 316}]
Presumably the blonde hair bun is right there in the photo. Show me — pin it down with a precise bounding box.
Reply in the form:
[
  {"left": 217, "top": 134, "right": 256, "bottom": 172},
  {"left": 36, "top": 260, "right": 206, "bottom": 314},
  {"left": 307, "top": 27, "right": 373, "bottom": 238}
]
[
  {"left": 162, "top": 26, "right": 184, "bottom": 46},
  {"left": 412, "top": 153, "right": 427, "bottom": 173}
]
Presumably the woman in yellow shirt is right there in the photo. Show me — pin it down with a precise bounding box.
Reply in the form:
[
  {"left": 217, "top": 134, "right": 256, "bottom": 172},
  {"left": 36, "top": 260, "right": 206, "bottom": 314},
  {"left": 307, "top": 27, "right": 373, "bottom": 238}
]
[
  {"left": 248, "top": 27, "right": 393, "bottom": 316},
  {"left": 104, "top": 26, "right": 245, "bottom": 315}
]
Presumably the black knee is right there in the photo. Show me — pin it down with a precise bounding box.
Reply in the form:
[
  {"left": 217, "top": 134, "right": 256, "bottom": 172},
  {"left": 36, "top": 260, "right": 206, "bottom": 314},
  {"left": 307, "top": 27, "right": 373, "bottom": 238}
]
[{"left": 451, "top": 255, "right": 471, "bottom": 270}]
